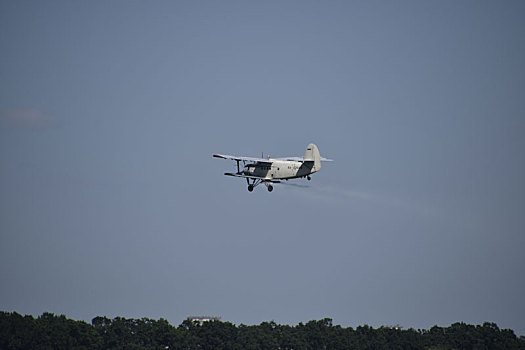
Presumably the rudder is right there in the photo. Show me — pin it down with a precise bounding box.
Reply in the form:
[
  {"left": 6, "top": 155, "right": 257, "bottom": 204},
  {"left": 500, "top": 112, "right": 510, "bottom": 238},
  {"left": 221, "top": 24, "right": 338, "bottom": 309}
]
[{"left": 303, "top": 143, "right": 321, "bottom": 172}]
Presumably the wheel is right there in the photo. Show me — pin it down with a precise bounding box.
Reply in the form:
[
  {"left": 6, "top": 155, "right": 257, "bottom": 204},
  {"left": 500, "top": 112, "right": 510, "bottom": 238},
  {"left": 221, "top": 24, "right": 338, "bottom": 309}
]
[
  {"left": 248, "top": 185, "right": 254, "bottom": 192},
  {"left": 307, "top": 176, "right": 311, "bottom": 181},
  {"left": 267, "top": 185, "right": 273, "bottom": 192}
]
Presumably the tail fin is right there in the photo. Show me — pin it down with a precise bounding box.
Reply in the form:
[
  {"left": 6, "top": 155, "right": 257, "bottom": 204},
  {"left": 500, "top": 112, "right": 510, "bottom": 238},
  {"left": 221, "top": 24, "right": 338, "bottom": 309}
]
[{"left": 303, "top": 143, "right": 321, "bottom": 172}]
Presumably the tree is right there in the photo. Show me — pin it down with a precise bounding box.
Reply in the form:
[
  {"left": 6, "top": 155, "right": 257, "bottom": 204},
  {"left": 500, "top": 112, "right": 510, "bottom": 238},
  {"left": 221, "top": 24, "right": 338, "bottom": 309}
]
[{"left": 1, "top": 311, "right": 525, "bottom": 350}]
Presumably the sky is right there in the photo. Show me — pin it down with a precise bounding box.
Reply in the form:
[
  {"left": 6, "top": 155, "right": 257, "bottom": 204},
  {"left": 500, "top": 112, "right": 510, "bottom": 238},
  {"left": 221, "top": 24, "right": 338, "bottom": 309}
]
[{"left": 1, "top": 0, "right": 524, "bottom": 335}]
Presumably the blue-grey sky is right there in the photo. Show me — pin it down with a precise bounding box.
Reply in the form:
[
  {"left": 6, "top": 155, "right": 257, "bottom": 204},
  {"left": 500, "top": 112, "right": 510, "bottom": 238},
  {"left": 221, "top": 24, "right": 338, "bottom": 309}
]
[{"left": 1, "top": 0, "right": 524, "bottom": 335}]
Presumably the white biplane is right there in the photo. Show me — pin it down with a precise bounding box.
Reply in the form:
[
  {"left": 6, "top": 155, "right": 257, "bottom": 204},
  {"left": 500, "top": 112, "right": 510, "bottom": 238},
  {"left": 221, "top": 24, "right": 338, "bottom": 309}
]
[{"left": 213, "top": 143, "right": 332, "bottom": 192}]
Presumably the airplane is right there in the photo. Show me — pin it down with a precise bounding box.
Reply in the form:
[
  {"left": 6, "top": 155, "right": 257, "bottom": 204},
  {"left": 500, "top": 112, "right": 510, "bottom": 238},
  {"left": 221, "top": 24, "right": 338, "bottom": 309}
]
[{"left": 213, "top": 143, "right": 332, "bottom": 192}]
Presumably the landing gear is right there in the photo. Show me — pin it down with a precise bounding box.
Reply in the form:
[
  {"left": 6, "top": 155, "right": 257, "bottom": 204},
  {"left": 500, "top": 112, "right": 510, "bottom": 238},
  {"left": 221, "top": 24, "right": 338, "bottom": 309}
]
[
  {"left": 246, "top": 178, "right": 277, "bottom": 192},
  {"left": 307, "top": 176, "right": 311, "bottom": 181}
]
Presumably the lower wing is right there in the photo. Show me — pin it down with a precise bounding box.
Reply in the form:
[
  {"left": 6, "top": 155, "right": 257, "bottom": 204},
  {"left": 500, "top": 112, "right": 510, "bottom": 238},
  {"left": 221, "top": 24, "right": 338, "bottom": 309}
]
[{"left": 224, "top": 173, "right": 281, "bottom": 183}]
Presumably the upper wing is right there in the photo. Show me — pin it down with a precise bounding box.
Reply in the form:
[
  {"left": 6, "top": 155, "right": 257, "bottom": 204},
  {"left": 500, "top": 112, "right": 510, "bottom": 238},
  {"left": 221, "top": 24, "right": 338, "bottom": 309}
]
[
  {"left": 274, "top": 156, "right": 334, "bottom": 162},
  {"left": 213, "top": 154, "right": 272, "bottom": 164},
  {"left": 274, "top": 156, "right": 304, "bottom": 162},
  {"left": 214, "top": 154, "right": 333, "bottom": 162}
]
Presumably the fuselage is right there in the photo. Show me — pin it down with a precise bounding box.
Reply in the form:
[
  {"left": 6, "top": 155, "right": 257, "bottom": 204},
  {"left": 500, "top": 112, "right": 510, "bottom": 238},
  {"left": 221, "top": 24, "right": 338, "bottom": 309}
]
[{"left": 242, "top": 160, "right": 317, "bottom": 180}]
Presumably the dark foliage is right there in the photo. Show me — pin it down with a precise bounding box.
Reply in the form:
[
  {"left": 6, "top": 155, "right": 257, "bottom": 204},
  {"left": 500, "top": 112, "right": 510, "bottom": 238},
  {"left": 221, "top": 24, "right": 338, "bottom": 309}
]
[{"left": 1, "top": 311, "right": 524, "bottom": 350}]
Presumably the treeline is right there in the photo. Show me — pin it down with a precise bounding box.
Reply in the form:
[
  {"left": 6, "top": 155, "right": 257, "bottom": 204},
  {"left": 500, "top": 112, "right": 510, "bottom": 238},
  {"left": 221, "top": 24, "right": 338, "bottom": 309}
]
[{"left": 1, "top": 311, "right": 524, "bottom": 350}]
